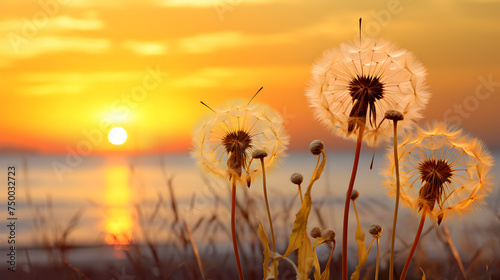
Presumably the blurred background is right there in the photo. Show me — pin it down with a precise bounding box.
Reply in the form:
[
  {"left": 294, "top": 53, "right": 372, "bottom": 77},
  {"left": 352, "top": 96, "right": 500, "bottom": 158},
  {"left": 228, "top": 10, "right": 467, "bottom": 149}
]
[{"left": 1, "top": 0, "right": 499, "bottom": 279}]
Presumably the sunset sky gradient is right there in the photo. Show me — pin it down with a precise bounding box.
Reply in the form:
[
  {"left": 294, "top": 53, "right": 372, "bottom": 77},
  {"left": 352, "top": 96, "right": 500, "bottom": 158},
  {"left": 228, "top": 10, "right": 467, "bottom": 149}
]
[{"left": 2, "top": 0, "right": 500, "bottom": 154}]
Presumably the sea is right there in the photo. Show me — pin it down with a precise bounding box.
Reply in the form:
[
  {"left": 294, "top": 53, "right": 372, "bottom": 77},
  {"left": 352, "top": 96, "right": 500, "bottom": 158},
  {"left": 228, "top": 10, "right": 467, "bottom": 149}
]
[{"left": 0, "top": 151, "right": 499, "bottom": 269}]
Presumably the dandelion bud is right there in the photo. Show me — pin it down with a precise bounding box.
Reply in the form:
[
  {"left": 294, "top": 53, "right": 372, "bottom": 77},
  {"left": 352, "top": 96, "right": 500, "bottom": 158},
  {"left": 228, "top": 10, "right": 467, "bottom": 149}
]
[
  {"left": 252, "top": 150, "right": 268, "bottom": 159},
  {"left": 309, "top": 140, "right": 324, "bottom": 155},
  {"left": 368, "top": 224, "right": 383, "bottom": 238},
  {"left": 384, "top": 110, "right": 404, "bottom": 121},
  {"left": 290, "top": 173, "right": 303, "bottom": 185},
  {"left": 310, "top": 227, "right": 322, "bottom": 238},
  {"left": 321, "top": 228, "right": 336, "bottom": 242},
  {"left": 437, "top": 213, "right": 444, "bottom": 225},
  {"left": 351, "top": 190, "right": 359, "bottom": 201}
]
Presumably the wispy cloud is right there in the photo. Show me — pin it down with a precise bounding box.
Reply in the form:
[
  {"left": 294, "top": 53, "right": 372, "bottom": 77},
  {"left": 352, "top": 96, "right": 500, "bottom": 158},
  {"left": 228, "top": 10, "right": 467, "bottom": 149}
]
[
  {"left": 0, "top": 37, "right": 111, "bottom": 58},
  {"left": 18, "top": 71, "right": 141, "bottom": 95},
  {"left": 160, "top": 0, "right": 268, "bottom": 7},
  {"left": 171, "top": 66, "right": 304, "bottom": 88},
  {"left": 122, "top": 40, "right": 167, "bottom": 56}
]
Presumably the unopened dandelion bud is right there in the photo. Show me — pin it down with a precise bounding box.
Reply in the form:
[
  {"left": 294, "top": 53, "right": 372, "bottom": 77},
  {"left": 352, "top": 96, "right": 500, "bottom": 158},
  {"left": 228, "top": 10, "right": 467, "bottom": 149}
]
[
  {"left": 369, "top": 224, "right": 383, "bottom": 238},
  {"left": 437, "top": 213, "right": 444, "bottom": 225},
  {"left": 252, "top": 150, "right": 268, "bottom": 159},
  {"left": 309, "top": 140, "right": 324, "bottom": 155},
  {"left": 351, "top": 190, "right": 359, "bottom": 201},
  {"left": 385, "top": 110, "right": 404, "bottom": 121},
  {"left": 310, "top": 227, "right": 322, "bottom": 238},
  {"left": 321, "top": 228, "right": 336, "bottom": 242},
  {"left": 290, "top": 173, "right": 303, "bottom": 185}
]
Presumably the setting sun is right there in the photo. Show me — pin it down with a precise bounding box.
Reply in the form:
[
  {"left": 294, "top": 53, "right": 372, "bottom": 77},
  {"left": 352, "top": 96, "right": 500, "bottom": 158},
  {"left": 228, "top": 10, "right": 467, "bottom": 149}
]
[{"left": 108, "top": 127, "right": 127, "bottom": 145}]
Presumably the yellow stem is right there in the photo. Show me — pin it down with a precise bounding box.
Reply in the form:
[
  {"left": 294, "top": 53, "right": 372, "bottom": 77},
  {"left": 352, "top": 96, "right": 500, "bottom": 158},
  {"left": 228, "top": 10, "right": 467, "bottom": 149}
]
[
  {"left": 298, "top": 184, "right": 303, "bottom": 203},
  {"left": 375, "top": 238, "right": 380, "bottom": 280}
]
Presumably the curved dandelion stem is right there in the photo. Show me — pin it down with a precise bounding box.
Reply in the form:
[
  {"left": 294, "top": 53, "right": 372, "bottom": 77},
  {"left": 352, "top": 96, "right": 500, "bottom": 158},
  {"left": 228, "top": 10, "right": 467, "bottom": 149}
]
[
  {"left": 400, "top": 209, "right": 427, "bottom": 280},
  {"left": 325, "top": 240, "right": 337, "bottom": 274},
  {"left": 389, "top": 120, "right": 401, "bottom": 280},
  {"left": 231, "top": 177, "right": 245, "bottom": 280},
  {"left": 259, "top": 158, "right": 278, "bottom": 280},
  {"left": 342, "top": 126, "right": 365, "bottom": 280},
  {"left": 375, "top": 238, "right": 380, "bottom": 280},
  {"left": 298, "top": 184, "right": 304, "bottom": 203}
]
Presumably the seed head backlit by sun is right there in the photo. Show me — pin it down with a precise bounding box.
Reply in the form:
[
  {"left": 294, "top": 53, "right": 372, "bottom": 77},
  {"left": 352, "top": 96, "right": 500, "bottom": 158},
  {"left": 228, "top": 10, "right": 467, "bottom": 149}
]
[{"left": 108, "top": 127, "right": 127, "bottom": 145}]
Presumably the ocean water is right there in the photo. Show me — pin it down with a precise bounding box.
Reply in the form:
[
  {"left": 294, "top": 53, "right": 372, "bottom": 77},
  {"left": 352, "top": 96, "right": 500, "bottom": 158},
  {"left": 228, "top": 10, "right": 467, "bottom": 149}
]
[{"left": 0, "top": 151, "right": 499, "bottom": 266}]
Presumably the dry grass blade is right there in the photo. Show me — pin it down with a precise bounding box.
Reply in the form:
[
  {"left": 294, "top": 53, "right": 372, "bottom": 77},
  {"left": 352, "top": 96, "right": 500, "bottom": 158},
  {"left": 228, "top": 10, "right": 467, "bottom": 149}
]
[
  {"left": 61, "top": 258, "right": 90, "bottom": 280},
  {"left": 148, "top": 192, "right": 163, "bottom": 223},
  {"left": 167, "top": 176, "right": 180, "bottom": 224},
  {"left": 442, "top": 225, "right": 467, "bottom": 279},
  {"left": 185, "top": 220, "right": 206, "bottom": 280}
]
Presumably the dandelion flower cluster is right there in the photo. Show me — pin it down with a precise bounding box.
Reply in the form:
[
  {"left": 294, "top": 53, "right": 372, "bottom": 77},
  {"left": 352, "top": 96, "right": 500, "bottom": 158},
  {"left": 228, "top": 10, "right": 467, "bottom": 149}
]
[
  {"left": 192, "top": 101, "right": 289, "bottom": 184},
  {"left": 306, "top": 38, "right": 430, "bottom": 145},
  {"left": 384, "top": 122, "right": 494, "bottom": 224}
]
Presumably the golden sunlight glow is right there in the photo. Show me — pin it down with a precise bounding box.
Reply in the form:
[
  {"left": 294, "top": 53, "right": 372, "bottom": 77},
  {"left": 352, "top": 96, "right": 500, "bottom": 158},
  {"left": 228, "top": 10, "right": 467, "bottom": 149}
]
[
  {"left": 103, "top": 165, "right": 133, "bottom": 246},
  {"left": 108, "top": 127, "right": 127, "bottom": 145}
]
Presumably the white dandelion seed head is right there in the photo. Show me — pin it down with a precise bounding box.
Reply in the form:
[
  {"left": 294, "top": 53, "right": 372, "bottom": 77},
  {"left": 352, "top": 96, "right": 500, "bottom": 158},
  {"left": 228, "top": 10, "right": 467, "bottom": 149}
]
[
  {"left": 192, "top": 100, "right": 289, "bottom": 185},
  {"left": 306, "top": 38, "right": 431, "bottom": 146},
  {"left": 383, "top": 122, "right": 494, "bottom": 223}
]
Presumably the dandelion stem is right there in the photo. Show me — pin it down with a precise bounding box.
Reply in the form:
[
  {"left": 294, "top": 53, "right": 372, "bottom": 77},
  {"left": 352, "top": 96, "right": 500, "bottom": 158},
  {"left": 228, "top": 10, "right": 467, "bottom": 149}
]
[
  {"left": 400, "top": 209, "right": 427, "bottom": 280},
  {"left": 298, "top": 184, "right": 304, "bottom": 203},
  {"left": 389, "top": 120, "right": 401, "bottom": 280},
  {"left": 325, "top": 240, "right": 337, "bottom": 274},
  {"left": 375, "top": 238, "right": 380, "bottom": 280},
  {"left": 231, "top": 177, "right": 245, "bottom": 280},
  {"left": 259, "top": 158, "right": 278, "bottom": 280},
  {"left": 342, "top": 126, "right": 365, "bottom": 280}
]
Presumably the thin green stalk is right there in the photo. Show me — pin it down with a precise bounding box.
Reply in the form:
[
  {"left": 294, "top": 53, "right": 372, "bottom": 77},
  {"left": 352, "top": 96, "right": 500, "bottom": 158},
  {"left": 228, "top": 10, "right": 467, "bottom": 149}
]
[
  {"left": 259, "top": 158, "right": 278, "bottom": 280},
  {"left": 389, "top": 120, "right": 401, "bottom": 280},
  {"left": 400, "top": 209, "right": 427, "bottom": 280},
  {"left": 231, "top": 177, "right": 245, "bottom": 280},
  {"left": 342, "top": 126, "right": 365, "bottom": 280}
]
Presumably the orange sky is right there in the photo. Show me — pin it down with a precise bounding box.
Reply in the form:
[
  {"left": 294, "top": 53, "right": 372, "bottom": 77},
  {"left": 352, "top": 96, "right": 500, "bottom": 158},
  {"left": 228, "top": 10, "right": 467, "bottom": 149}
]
[{"left": 1, "top": 0, "right": 500, "bottom": 154}]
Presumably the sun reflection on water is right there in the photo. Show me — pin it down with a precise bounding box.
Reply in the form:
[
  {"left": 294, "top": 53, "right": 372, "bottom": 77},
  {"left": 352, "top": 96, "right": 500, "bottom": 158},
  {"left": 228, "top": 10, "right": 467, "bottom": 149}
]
[{"left": 103, "top": 164, "right": 134, "bottom": 249}]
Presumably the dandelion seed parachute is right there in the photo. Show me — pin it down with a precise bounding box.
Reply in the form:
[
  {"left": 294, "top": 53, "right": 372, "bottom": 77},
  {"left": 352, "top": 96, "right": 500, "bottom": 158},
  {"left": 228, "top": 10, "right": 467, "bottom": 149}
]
[
  {"left": 192, "top": 101, "right": 289, "bottom": 185},
  {"left": 383, "top": 122, "right": 494, "bottom": 223},
  {"left": 306, "top": 38, "right": 430, "bottom": 146}
]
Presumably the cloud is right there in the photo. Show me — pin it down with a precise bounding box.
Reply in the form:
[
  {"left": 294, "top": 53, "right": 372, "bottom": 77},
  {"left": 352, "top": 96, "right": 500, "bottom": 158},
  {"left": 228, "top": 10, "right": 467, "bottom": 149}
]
[
  {"left": 0, "top": 36, "right": 111, "bottom": 59},
  {"left": 171, "top": 66, "right": 304, "bottom": 88},
  {"left": 160, "top": 0, "right": 268, "bottom": 7},
  {"left": 0, "top": 15, "right": 103, "bottom": 33},
  {"left": 18, "top": 71, "right": 142, "bottom": 95},
  {"left": 122, "top": 40, "right": 167, "bottom": 56},
  {"left": 176, "top": 31, "right": 246, "bottom": 53}
]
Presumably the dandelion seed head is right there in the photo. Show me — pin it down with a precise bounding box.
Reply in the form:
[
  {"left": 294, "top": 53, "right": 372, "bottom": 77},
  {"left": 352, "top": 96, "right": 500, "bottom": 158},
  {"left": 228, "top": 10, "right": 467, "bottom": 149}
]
[
  {"left": 383, "top": 122, "right": 494, "bottom": 223},
  {"left": 306, "top": 38, "right": 430, "bottom": 146},
  {"left": 192, "top": 100, "right": 289, "bottom": 185}
]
